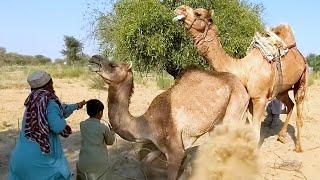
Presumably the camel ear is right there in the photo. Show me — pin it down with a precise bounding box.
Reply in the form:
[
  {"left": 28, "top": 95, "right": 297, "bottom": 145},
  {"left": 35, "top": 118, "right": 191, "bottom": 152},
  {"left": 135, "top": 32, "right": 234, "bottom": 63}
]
[{"left": 127, "top": 61, "right": 133, "bottom": 70}]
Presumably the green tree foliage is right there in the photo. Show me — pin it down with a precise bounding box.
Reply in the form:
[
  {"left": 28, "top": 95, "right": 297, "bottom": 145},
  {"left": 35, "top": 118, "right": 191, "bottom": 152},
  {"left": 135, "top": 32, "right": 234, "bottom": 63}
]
[
  {"left": 0, "top": 47, "right": 6, "bottom": 66},
  {"left": 61, "top": 36, "right": 83, "bottom": 65},
  {"left": 97, "top": 0, "right": 264, "bottom": 77},
  {"left": 0, "top": 47, "right": 6, "bottom": 54},
  {"left": 306, "top": 54, "right": 320, "bottom": 72},
  {"left": 0, "top": 47, "right": 52, "bottom": 66},
  {"left": 34, "top": 55, "right": 51, "bottom": 64}
]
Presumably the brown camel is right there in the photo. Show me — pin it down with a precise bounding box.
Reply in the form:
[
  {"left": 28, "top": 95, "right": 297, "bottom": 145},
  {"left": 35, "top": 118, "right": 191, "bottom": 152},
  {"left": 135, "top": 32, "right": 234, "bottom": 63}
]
[
  {"left": 89, "top": 55, "right": 249, "bottom": 180},
  {"left": 174, "top": 5, "right": 308, "bottom": 152}
]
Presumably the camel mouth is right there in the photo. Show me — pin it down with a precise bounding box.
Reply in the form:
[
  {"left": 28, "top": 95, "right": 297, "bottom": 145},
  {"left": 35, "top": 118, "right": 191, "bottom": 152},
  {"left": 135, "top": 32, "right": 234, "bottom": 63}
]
[
  {"left": 101, "top": 76, "right": 113, "bottom": 84},
  {"left": 88, "top": 61, "right": 102, "bottom": 73},
  {"left": 173, "top": 14, "right": 186, "bottom": 22}
]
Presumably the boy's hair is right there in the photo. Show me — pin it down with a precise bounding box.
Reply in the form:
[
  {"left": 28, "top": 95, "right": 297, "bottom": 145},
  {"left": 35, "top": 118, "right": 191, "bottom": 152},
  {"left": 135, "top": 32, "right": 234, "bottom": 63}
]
[{"left": 86, "top": 99, "right": 104, "bottom": 117}]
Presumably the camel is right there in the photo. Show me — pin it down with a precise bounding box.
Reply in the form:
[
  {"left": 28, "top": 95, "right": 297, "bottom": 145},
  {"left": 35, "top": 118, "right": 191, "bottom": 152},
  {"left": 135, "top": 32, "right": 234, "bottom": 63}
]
[
  {"left": 173, "top": 5, "right": 308, "bottom": 152},
  {"left": 89, "top": 55, "right": 249, "bottom": 180}
]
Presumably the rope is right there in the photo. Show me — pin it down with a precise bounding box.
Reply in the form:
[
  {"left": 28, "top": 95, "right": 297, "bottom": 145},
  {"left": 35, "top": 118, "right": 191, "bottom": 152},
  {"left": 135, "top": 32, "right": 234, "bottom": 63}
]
[{"left": 271, "top": 49, "right": 283, "bottom": 98}]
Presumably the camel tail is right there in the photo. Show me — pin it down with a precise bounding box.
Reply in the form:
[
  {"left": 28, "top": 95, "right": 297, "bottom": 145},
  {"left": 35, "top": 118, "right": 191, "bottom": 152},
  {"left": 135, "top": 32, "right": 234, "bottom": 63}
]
[{"left": 189, "top": 124, "right": 260, "bottom": 180}]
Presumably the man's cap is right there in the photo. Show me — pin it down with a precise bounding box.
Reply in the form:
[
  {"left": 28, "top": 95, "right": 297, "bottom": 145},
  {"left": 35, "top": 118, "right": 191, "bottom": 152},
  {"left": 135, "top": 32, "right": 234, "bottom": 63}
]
[{"left": 27, "top": 70, "right": 52, "bottom": 88}]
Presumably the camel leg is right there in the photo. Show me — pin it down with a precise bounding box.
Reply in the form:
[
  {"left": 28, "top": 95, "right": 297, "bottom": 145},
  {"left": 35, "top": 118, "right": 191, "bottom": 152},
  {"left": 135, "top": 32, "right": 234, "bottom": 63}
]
[
  {"left": 294, "top": 99, "right": 304, "bottom": 152},
  {"left": 293, "top": 68, "right": 308, "bottom": 152},
  {"left": 277, "top": 92, "right": 294, "bottom": 144},
  {"left": 141, "top": 150, "right": 162, "bottom": 165},
  {"left": 222, "top": 89, "right": 250, "bottom": 125},
  {"left": 165, "top": 151, "right": 185, "bottom": 180},
  {"left": 141, "top": 150, "right": 167, "bottom": 176},
  {"left": 252, "top": 98, "right": 267, "bottom": 136}
]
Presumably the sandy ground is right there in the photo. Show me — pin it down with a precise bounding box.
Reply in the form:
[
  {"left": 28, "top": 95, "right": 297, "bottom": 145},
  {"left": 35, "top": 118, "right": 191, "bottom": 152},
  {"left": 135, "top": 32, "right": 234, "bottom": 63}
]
[{"left": 0, "top": 77, "right": 319, "bottom": 179}]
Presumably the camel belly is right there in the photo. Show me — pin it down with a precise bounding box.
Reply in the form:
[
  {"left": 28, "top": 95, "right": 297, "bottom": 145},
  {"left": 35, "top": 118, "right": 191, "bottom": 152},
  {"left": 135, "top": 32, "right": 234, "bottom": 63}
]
[
  {"left": 171, "top": 79, "right": 231, "bottom": 136},
  {"left": 172, "top": 105, "right": 226, "bottom": 136},
  {"left": 280, "top": 50, "right": 306, "bottom": 91}
]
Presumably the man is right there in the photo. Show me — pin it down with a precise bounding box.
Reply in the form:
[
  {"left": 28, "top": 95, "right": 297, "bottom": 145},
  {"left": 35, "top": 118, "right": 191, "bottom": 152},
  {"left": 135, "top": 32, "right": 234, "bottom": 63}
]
[{"left": 9, "top": 70, "right": 86, "bottom": 180}]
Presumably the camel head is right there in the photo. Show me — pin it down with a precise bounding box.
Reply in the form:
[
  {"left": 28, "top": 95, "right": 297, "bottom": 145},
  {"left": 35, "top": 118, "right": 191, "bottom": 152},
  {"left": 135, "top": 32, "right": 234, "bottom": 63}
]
[
  {"left": 173, "top": 5, "right": 214, "bottom": 33},
  {"left": 89, "top": 55, "right": 132, "bottom": 85}
]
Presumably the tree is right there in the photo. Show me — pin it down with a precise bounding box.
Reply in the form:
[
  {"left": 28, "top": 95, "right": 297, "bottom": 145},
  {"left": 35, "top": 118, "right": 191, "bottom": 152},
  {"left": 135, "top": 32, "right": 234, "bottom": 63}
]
[
  {"left": 34, "top": 55, "right": 51, "bottom": 64},
  {"left": 306, "top": 54, "right": 320, "bottom": 72},
  {"left": 0, "top": 47, "right": 6, "bottom": 54},
  {"left": 0, "top": 47, "right": 53, "bottom": 66},
  {"left": 0, "top": 47, "right": 6, "bottom": 66},
  {"left": 61, "top": 36, "right": 83, "bottom": 65},
  {"left": 97, "top": 0, "right": 264, "bottom": 78}
]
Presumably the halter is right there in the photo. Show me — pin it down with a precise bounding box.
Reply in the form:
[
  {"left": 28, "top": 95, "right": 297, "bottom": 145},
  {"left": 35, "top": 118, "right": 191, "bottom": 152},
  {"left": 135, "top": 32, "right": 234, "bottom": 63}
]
[
  {"left": 287, "top": 42, "right": 296, "bottom": 49},
  {"left": 186, "top": 16, "right": 214, "bottom": 45}
]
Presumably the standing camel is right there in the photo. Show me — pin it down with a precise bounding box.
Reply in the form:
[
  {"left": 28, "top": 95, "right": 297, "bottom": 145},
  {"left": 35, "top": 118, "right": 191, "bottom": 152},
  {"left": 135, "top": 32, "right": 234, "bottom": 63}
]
[
  {"left": 89, "top": 55, "right": 249, "bottom": 180},
  {"left": 174, "top": 5, "right": 308, "bottom": 152}
]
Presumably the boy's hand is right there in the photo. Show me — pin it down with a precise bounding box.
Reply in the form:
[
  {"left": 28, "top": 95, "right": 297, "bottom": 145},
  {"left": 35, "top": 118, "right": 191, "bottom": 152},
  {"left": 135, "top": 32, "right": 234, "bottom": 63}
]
[
  {"left": 108, "top": 124, "right": 114, "bottom": 131},
  {"left": 77, "top": 100, "right": 86, "bottom": 109}
]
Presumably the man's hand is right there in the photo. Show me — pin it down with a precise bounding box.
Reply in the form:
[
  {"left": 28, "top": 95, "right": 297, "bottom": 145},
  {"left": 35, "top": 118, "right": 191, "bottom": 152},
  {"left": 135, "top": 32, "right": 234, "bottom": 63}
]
[{"left": 77, "top": 100, "right": 86, "bottom": 109}]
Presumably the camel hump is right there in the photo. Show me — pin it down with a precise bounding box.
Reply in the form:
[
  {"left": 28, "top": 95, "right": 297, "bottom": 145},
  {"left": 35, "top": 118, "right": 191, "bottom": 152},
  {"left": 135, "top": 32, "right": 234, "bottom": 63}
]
[{"left": 271, "top": 24, "right": 296, "bottom": 46}]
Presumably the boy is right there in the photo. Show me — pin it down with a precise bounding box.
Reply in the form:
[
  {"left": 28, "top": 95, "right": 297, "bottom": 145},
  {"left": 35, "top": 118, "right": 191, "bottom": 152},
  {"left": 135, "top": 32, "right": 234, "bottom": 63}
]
[{"left": 77, "top": 99, "right": 115, "bottom": 180}]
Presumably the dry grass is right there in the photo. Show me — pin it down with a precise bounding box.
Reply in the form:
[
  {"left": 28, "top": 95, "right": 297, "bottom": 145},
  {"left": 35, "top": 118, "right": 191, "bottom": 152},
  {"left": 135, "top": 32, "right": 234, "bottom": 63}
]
[{"left": 0, "top": 65, "right": 87, "bottom": 89}]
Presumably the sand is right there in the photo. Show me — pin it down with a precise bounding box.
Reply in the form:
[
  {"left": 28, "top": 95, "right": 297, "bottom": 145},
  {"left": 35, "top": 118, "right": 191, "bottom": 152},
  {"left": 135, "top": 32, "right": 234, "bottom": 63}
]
[{"left": 0, "top": 77, "right": 319, "bottom": 180}]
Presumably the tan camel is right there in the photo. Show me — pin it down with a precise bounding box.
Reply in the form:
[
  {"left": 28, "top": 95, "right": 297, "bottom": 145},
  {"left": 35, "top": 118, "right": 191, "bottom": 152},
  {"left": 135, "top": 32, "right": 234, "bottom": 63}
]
[
  {"left": 174, "top": 5, "right": 308, "bottom": 152},
  {"left": 89, "top": 55, "right": 249, "bottom": 180}
]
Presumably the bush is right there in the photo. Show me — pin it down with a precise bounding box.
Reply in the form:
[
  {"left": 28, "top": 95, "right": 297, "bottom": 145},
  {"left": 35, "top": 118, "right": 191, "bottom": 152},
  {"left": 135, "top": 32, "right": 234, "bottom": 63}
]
[
  {"left": 97, "top": 0, "right": 264, "bottom": 76},
  {"left": 306, "top": 54, "right": 320, "bottom": 72},
  {"left": 0, "top": 52, "right": 52, "bottom": 66}
]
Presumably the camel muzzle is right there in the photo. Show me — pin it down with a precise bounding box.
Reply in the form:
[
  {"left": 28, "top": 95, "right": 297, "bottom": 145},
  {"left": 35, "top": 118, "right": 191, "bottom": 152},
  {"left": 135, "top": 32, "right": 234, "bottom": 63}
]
[
  {"left": 88, "top": 60, "right": 102, "bottom": 73},
  {"left": 173, "top": 14, "right": 185, "bottom": 22}
]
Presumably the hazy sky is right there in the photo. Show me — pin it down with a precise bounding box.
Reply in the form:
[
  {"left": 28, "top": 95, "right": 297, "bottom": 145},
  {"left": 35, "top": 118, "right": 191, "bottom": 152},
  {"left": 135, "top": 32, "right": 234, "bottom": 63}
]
[{"left": 0, "top": 0, "right": 319, "bottom": 60}]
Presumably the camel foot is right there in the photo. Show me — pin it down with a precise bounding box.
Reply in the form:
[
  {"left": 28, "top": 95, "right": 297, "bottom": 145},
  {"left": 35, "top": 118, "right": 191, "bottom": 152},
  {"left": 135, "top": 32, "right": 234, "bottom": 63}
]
[
  {"left": 294, "top": 146, "right": 303, "bottom": 153},
  {"left": 277, "top": 135, "right": 286, "bottom": 144}
]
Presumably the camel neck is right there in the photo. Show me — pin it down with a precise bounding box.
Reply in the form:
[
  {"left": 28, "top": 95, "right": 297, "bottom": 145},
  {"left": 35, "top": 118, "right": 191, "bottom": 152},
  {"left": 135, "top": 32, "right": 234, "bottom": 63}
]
[
  {"left": 191, "top": 26, "right": 245, "bottom": 79},
  {"left": 107, "top": 78, "right": 148, "bottom": 143}
]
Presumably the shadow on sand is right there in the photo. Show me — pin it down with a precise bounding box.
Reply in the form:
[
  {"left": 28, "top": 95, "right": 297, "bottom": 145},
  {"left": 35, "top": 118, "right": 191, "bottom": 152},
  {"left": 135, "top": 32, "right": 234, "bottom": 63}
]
[
  {"left": 259, "top": 115, "right": 296, "bottom": 147},
  {"left": 0, "top": 128, "right": 19, "bottom": 179}
]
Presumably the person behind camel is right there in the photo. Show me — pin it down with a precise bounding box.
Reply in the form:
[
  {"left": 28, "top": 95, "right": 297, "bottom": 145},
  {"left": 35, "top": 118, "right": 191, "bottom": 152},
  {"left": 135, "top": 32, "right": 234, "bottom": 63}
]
[
  {"left": 8, "top": 70, "right": 86, "bottom": 180},
  {"left": 266, "top": 98, "right": 286, "bottom": 128},
  {"left": 265, "top": 98, "right": 282, "bottom": 127},
  {"left": 77, "top": 99, "right": 115, "bottom": 180}
]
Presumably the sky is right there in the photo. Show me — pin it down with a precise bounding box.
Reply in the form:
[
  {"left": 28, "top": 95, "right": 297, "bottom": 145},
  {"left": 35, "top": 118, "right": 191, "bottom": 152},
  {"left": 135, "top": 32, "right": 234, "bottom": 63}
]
[{"left": 0, "top": 0, "right": 319, "bottom": 60}]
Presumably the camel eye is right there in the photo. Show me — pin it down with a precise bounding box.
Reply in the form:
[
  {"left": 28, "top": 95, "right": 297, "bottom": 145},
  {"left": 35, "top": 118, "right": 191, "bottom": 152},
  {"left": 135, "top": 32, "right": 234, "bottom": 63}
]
[
  {"left": 194, "top": 11, "right": 201, "bottom": 17},
  {"left": 109, "top": 63, "right": 117, "bottom": 68}
]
